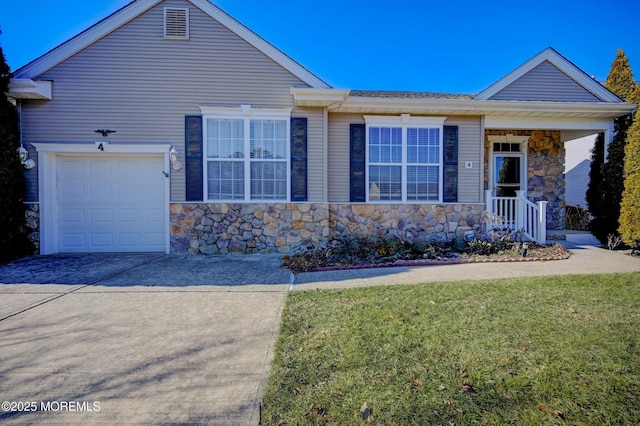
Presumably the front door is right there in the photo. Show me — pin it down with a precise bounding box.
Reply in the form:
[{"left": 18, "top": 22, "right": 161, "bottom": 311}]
[{"left": 493, "top": 154, "right": 524, "bottom": 197}]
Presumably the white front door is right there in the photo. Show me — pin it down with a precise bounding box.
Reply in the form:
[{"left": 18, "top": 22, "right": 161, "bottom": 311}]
[{"left": 56, "top": 155, "right": 166, "bottom": 252}]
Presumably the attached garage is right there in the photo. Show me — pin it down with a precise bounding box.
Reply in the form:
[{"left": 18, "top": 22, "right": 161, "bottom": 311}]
[{"left": 34, "top": 144, "right": 171, "bottom": 254}]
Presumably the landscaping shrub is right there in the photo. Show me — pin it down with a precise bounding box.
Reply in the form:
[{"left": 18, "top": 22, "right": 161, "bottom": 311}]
[
  {"left": 619, "top": 108, "right": 640, "bottom": 251},
  {"left": 564, "top": 205, "right": 590, "bottom": 231},
  {"left": 281, "top": 234, "right": 567, "bottom": 273}
]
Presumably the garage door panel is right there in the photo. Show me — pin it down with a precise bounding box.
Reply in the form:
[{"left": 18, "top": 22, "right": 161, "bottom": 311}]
[
  {"left": 60, "top": 208, "right": 85, "bottom": 223},
  {"left": 91, "top": 233, "right": 114, "bottom": 248},
  {"left": 145, "top": 208, "right": 165, "bottom": 222},
  {"left": 57, "top": 155, "right": 166, "bottom": 252},
  {"left": 90, "top": 183, "right": 114, "bottom": 199},
  {"left": 60, "top": 234, "right": 85, "bottom": 249},
  {"left": 119, "top": 233, "right": 141, "bottom": 247}
]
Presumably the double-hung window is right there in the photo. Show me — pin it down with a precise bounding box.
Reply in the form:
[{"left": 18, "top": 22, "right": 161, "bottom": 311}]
[
  {"left": 202, "top": 106, "right": 291, "bottom": 202},
  {"left": 365, "top": 115, "right": 445, "bottom": 202}
]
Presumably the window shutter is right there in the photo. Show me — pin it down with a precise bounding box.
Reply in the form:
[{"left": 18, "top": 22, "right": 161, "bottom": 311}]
[
  {"left": 443, "top": 125, "right": 458, "bottom": 202},
  {"left": 185, "top": 115, "right": 203, "bottom": 201},
  {"left": 290, "top": 117, "right": 308, "bottom": 201},
  {"left": 350, "top": 123, "right": 366, "bottom": 202}
]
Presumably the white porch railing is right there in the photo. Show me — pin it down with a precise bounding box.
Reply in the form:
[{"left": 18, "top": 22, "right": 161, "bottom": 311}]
[{"left": 485, "top": 190, "right": 548, "bottom": 244}]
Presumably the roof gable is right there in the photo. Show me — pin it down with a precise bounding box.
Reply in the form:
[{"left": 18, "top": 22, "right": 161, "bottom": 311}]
[
  {"left": 14, "top": 0, "right": 329, "bottom": 89},
  {"left": 475, "top": 47, "right": 621, "bottom": 103}
]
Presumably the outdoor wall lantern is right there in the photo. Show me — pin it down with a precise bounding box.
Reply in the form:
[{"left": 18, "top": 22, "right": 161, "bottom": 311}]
[
  {"left": 17, "top": 146, "right": 35, "bottom": 169},
  {"left": 169, "top": 146, "right": 183, "bottom": 171}
]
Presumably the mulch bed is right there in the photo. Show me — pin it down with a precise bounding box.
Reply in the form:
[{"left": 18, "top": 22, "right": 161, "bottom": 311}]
[{"left": 290, "top": 244, "right": 572, "bottom": 273}]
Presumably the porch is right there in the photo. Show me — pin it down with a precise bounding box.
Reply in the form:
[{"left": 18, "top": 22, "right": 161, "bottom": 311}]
[{"left": 485, "top": 190, "right": 547, "bottom": 244}]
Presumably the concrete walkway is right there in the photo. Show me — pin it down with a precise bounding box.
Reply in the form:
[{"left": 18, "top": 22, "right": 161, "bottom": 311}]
[
  {"left": 0, "top": 244, "right": 638, "bottom": 424},
  {"left": 293, "top": 243, "right": 640, "bottom": 290}
]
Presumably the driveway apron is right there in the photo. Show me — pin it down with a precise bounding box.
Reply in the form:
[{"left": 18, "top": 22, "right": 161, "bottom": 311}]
[{"left": 0, "top": 254, "right": 290, "bottom": 425}]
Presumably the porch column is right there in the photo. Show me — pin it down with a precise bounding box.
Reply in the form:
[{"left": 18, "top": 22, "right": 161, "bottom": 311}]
[
  {"left": 515, "top": 190, "right": 526, "bottom": 233},
  {"left": 485, "top": 189, "right": 493, "bottom": 215},
  {"left": 537, "top": 200, "right": 548, "bottom": 244}
]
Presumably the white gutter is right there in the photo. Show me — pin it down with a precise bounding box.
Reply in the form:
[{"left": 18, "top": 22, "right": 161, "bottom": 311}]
[{"left": 335, "top": 97, "right": 637, "bottom": 118}]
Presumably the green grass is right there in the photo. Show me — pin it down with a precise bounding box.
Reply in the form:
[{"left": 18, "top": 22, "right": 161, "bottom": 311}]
[{"left": 263, "top": 273, "right": 640, "bottom": 425}]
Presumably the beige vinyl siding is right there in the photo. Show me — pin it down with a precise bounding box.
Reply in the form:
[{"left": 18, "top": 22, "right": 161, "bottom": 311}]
[
  {"left": 328, "top": 113, "right": 363, "bottom": 202},
  {"left": 490, "top": 61, "right": 601, "bottom": 102},
  {"left": 22, "top": 0, "right": 309, "bottom": 202},
  {"left": 327, "top": 114, "right": 482, "bottom": 203},
  {"left": 293, "top": 107, "right": 325, "bottom": 202},
  {"left": 444, "top": 116, "right": 482, "bottom": 203}
]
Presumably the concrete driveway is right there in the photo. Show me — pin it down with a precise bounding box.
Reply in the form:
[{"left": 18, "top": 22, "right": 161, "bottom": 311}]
[{"left": 0, "top": 254, "right": 291, "bottom": 425}]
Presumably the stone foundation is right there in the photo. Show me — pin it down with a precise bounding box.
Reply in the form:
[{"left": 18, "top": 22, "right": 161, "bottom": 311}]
[
  {"left": 24, "top": 202, "right": 40, "bottom": 252},
  {"left": 170, "top": 203, "right": 330, "bottom": 254},
  {"left": 330, "top": 204, "right": 487, "bottom": 243},
  {"left": 170, "top": 202, "right": 488, "bottom": 254}
]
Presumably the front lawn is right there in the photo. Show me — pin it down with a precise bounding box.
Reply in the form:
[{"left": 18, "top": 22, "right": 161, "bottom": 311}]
[{"left": 263, "top": 273, "right": 640, "bottom": 425}]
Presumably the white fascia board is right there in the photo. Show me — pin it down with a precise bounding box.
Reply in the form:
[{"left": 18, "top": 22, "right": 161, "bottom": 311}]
[
  {"left": 485, "top": 116, "right": 613, "bottom": 131},
  {"left": 190, "top": 0, "right": 330, "bottom": 89},
  {"left": 199, "top": 105, "right": 292, "bottom": 118},
  {"left": 15, "top": 0, "right": 163, "bottom": 79},
  {"left": 339, "top": 96, "right": 636, "bottom": 118},
  {"left": 363, "top": 115, "right": 446, "bottom": 127},
  {"left": 7, "top": 78, "right": 52, "bottom": 100},
  {"left": 475, "top": 48, "right": 622, "bottom": 103},
  {"left": 32, "top": 142, "right": 172, "bottom": 154},
  {"left": 290, "top": 87, "right": 350, "bottom": 106}
]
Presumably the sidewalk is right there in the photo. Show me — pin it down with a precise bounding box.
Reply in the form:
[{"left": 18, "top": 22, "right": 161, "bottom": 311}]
[{"left": 292, "top": 243, "right": 640, "bottom": 291}]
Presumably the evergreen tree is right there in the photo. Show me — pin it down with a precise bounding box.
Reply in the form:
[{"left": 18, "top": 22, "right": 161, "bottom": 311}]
[
  {"left": 586, "top": 132, "right": 606, "bottom": 219},
  {"left": 590, "top": 112, "right": 633, "bottom": 244},
  {"left": 0, "top": 39, "right": 33, "bottom": 263},
  {"left": 606, "top": 48, "right": 635, "bottom": 101},
  {"left": 627, "top": 83, "right": 640, "bottom": 106},
  {"left": 588, "top": 49, "right": 637, "bottom": 245},
  {"left": 619, "top": 108, "right": 640, "bottom": 249}
]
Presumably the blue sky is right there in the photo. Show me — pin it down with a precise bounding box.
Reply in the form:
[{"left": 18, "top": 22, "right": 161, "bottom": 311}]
[{"left": 1, "top": 0, "right": 638, "bottom": 94}]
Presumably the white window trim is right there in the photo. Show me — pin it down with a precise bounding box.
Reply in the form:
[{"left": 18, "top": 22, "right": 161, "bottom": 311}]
[
  {"left": 364, "top": 115, "right": 446, "bottom": 203},
  {"left": 489, "top": 143, "right": 528, "bottom": 197},
  {"left": 201, "top": 105, "right": 292, "bottom": 203}
]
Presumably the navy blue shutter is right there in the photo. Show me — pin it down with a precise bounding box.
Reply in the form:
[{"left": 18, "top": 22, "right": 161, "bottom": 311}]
[
  {"left": 442, "top": 125, "right": 458, "bottom": 202},
  {"left": 290, "top": 117, "right": 308, "bottom": 201},
  {"left": 185, "top": 115, "right": 203, "bottom": 201},
  {"left": 350, "top": 123, "right": 366, "bottom": 202}
]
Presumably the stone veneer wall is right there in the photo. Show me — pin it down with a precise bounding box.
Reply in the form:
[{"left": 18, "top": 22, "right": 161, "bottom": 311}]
[
  {"left": 170, "top": 202, "right": 487, "bottom": 255},
  {"left": 170, "top": 203, "right": 330, "bottom": 254},
  {"left": 485, "top": 130, "right": 565, "bottom": 230},
  {"left": 24, "top": 203, "right": 40, "bottom": 252},
  {"left": 330, "top": 204, "right": 486, "bottom": 242}
]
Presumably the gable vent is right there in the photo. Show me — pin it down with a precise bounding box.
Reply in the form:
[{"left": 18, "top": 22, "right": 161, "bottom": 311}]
[{"left": 164, "top": 7, "right": 189, "bottom": 40}]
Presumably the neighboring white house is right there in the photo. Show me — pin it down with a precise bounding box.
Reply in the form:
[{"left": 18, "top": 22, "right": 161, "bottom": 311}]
[
  {"left": 564, "top": 133, "right": 599, "bottom": 209},
  {"left": 7, "top": 0, "right": 636, "bottom": 254}
]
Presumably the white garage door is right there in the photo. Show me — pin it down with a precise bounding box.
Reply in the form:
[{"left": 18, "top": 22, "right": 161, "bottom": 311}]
[{"left": 56, "top": 155, "right": 166, "bottom": 252}]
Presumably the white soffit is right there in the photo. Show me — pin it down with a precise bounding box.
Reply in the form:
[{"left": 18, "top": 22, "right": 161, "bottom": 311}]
[
  {"left": 290, "top": 88, "right": 350, "bottom": 107},
  {"left": 475, "top": 47, "right": 621, "bottom": 103},
  {"left": 6, "top": 79, "right": 52, "bottom": 100}
]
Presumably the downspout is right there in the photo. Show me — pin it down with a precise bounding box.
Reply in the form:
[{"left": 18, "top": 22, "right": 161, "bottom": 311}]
[
  {"left": 480, "top": 115, "right": 486, "bottom": 203},
  {"left": 323, "top": 106, "right": 328, "bottom": 202}
]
